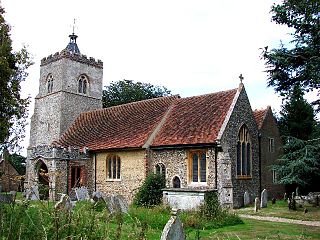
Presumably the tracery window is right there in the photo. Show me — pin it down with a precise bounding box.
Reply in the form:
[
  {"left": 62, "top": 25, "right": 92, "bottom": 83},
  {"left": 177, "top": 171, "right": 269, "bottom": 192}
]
[
  {"left": 188, "top": 150, "right": 207, "bottom": 183},
  {"left": 106, "top": 155, "right": 121, "bottom": 180},
  {"left": 47, "top": 74, "right": 53, "bottom": 93},
  {"left": 236, "top": 125, "right": 252, "bottom": 178},
  {"left": 155, "top": 163, "right": 166, "bottom": 178},
  {"left": 78, "top": 75, "right": 88, "bottom": 94}
]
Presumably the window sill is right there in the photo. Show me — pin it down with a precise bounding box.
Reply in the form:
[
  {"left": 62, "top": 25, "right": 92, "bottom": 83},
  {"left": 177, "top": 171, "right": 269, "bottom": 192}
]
[
  {"left": 106, "top": 179, "right": 122, "bottom": 182},
  {"left": 236, "top": 176, "right": 252, "bottom": 180},
  {"left": 188, "top": 182, "right": 207, "bottom": 187}
]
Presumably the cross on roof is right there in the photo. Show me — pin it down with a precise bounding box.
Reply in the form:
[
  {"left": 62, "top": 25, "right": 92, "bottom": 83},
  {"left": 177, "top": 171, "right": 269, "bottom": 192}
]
[{"left": 239, "top": 74, "right": 244, "bottom": 83}]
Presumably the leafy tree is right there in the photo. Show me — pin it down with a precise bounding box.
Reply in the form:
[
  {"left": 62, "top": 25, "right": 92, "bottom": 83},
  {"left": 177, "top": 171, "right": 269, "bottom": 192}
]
[
  {"left": 272, "top": 136, "right": 320, "bottom": 190},
  {"left": 262, "top": 0, "right": 320, "bottom": 108},
  {"left": 278, "top": 84, "right": 317, "bottom": 140},
  {"left": 102, "top": 79, "right": 171, "bottom": 108},
  {"left": 0, "top": 5, "right": 32, "bottom": 152},
  {"left": 8, "top": 153, "right": 26, "bottom": 175}
]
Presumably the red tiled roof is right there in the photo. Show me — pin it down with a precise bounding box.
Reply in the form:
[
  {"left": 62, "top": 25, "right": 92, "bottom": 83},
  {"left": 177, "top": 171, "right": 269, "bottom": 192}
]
[
  {"left": 55, "top": 95, "right": 179, "bottom": 150},
  {"left": 253, "top": 108, "right": 268, "bottom": 129},
  {"left": 151, "top": 89, "right": 238, "bottom": 146}
]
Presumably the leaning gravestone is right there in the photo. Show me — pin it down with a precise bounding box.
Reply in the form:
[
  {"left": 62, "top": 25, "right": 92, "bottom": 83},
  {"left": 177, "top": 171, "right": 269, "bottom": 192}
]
[
  {"left": 55, "top": 194, "right": 73, "bottom": 211},
  {"left": 260, "top": 189, "right": 268, "bottom": 208},
  {"left": 75, "top": 186, "right": 90, "bottom": 201},
  {"left": 244, "top": 191, "right": 250, "bottom": 207},
  {"left": 161, "top": 209, "right": 185, "bottom": 240},
  {"left": 254, "top": 197, "right": 260, "bottom": 212}
]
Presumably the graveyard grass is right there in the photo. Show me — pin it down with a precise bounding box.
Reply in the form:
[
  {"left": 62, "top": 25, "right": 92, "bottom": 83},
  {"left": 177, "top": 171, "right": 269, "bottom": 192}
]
[{"left": 235, "top": 199, "right": 320, "bottom": 221}]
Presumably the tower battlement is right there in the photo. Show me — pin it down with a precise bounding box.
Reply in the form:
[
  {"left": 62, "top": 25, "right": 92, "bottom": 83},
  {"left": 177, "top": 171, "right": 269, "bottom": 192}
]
[{"left": 41, "top": 49, "right": 103, "bottom": 68}]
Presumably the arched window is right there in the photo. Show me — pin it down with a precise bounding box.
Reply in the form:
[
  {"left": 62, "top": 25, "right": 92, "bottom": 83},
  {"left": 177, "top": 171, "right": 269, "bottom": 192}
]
[
  {"left": 188, "top": 150, "right": 207, "bottom": 183},
  {"left": 155, "top": 163, "right": 166, "bottom": 178},
  {"left": 236, "top": 125, "right": 252, "bottom": 178},
  {"left": 78, "top": 75, "right": 88, "bottom": 94},
  {"left": 172, "top": 176, "right": 181, "bottom": 188},
  {"left": 47, "top": 74, "right": 53, "bottom": 93},
  {"left": 106, "top": 155, "right": 121, "bottom": 180}
]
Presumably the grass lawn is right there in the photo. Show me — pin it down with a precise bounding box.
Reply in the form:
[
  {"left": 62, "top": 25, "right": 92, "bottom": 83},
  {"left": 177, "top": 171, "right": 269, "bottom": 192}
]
[{"left": 235, "top": 199, "right": 320, "bottom": 221}]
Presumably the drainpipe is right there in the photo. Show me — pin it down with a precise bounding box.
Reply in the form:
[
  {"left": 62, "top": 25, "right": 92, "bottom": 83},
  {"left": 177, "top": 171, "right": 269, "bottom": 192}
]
[
  {"left": 214, "top": 145, "right": 219, "bottom": 189},
  {"left": 94, "top": 153, "right": 97, "bottom": 192},
  {"left": 66, "top": 159, "right": 69, "bottom": 195}
]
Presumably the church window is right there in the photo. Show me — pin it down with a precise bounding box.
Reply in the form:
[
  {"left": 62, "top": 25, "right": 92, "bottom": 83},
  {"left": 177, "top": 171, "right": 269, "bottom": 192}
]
[
  {"left": 47, "top": 74, "right": 53, "bottom": 93},
  {"left": 155, "top": 163, "right": 166, "bottom": 178},
  {"left": 172, "top": 176, "right": 181, "bottom": 188},
  {"left": 78, "top": 75, "right": 88, "bottom": 94},
  {"left": 268, "top": 138, "right": 275, "bottom": 152},
  {"left": 188, "top": 150, "right": 207, "bottom": 183},
  {"left": 236, "top": 125, "right": 252, "bottom": 178},
  {"left": 106, "top": 155, "right": 121, "bottom": 180},
  {"left": 71, "top": 166, "right": 82, "bottom": 188}
]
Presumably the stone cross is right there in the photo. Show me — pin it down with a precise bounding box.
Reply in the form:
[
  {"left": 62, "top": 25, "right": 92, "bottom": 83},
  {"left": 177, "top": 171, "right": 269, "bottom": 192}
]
[
  {"left": 239, "top": 74, "right": 244, "bottom": 83},
  {"left": 260, "top": 189, "right": 268, "bottom": 208}
]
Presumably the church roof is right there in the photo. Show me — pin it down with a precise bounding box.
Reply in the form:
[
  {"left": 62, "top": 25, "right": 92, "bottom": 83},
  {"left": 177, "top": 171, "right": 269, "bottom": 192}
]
[
  {"left": 151, "top": 89, "right": 238, "bottom": 147},
  {"left": 253, "top": 107, "right": 269, "bottom": 129},
  {"left": 55, "top": 88, "right": 238, "bottom": 150}
]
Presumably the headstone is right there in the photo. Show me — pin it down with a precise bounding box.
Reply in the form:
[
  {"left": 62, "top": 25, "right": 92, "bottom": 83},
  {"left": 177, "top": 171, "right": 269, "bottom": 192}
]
[
  {"left": 75, "top": 186, "right": 90, "bottom": 201},
  {"left": 27, "top": 185, "right": 39, "bottom": 200},
  {"left": 260, "top": 189, "right": 268, "bottom": 208},
  {"left": 271, "top": 198, "right": 276, "bottom": 204},
  {"left": 284, "top": 192, "right": 287, "bottom": 201},
  {"left": 0, "top": 184, "right": 2, "bottom": 192},
  {"left": 244, "top": 191, "right": 250, "bottom": 207},
  {"left": 9, "top": 191, "right": 17, "bottom": 202},
  {"left": 114, "top": 195, "right": 128, "bottom": 213},
  {"left": 254, "top": 197, "right": 260, "bottom": 212},
  {"left": 92, "top": 191, "right": 105, "bottom": 202},
  {"left": 55, "top": 194, "right": 73, "bottom": 211},
  {"left": 288, "top": 196, "right": 296, "bottom": 210},
  {"left": 161, "top": 209, "right": 186, "bottom": 240},
  {"left": 0, "top": 193, "right": 14, "bottom": 204},
  {"left": 296, "top": 187, "right": 300, "bottom": 196},
  {"left": 104, "top": 195, "right": 128, "bottom": 214}
]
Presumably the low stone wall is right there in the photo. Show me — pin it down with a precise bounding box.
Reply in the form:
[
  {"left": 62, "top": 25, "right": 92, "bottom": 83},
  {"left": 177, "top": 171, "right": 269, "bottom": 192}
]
[{"left": 163, "top": 188, "right": 217, "bottom": 210}]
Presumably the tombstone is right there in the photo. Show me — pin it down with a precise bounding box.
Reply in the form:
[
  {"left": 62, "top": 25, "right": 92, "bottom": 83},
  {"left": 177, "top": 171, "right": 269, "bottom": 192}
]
[
  {"left": 271, "top": 198, "right": 276, "bottom": 204},
  {"left": 104, "top": 195, "right": 128, "bottom": 214},
  {"left": 288, "top": 196, "right": 297, "bottom": 210},
  {"left": 260, "top": 189, "right": 268, "bottom": 208},
  {"left": 254, "top": 197, "right": 260, "bottom": 212},
  {"left": 283, "top": 192, "right": 287, "bottom": 201},
  {"left": 92, "top": 191, "right": 105, "bottom": 202},
  {"left": 0, "top": 193, "right": 14, "bottom": 204},
  {"left": 161, "top": 209, "right": 186, "bottom": 240},
  {"left": 296, "top": 187, "right": 300, "bottom": 196},
  {"left": 244, "top": 191, "right": 250, "bottom": 207},
  {"left": 114, "top": 195, "right": 129, "bottom": 213},
  {"left": 75, "top": 186, "right": 90, "bottom": 201},
  {"left": 9, "top": 191, "right": 17, "bottom": 202},
  {"left": 55, "top": 194, "right": 73, "bottom": 211},
  {"left": 0, "top": 184, "right": 2, "bottom": 192},
  {"left": 27, "top": 185, "right": 39, "bottom": 200}
]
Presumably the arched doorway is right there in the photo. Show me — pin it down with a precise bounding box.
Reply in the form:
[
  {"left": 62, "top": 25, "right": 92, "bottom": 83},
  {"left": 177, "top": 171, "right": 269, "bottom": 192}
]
[{"left": 36, "top": 160, "right": 49, "bottom": 200}]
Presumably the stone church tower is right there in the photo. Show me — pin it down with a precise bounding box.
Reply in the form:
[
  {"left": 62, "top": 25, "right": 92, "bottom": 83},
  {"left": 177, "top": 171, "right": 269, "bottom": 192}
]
[
  {"left": 25, "top": 32, "right": 103, "bottom": 200},
  {"left": 29, "top": 32, "right": 103, "bottom": 147}
]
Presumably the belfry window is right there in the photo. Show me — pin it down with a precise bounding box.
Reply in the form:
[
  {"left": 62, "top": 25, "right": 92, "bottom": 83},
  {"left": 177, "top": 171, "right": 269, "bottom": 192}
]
[
  {"left": 78, "top": 75, "right": 88, "bottom": 94},
  {"left": 47, "top": 74, "right": 53, "bottom": 93},
  {"left": 236, "top": 125, "right": 252, "bottom": 178},
  {"left": 106, "top": 155, "right": 121, "bottom": 180}
]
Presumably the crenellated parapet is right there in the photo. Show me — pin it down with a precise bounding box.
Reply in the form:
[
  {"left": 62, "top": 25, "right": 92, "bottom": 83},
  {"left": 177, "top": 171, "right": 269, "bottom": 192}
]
[
  {"left": 27, "top": 145, "right": 90, "bottom": 160},
  {"left": 41, "top": 50, "right": 103, "bottom": 69}
]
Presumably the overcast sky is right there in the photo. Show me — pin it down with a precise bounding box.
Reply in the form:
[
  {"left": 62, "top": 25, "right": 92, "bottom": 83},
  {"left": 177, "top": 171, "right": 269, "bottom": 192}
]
[{"left": 2, "top": 0, "right": 293, "bottom": 155}]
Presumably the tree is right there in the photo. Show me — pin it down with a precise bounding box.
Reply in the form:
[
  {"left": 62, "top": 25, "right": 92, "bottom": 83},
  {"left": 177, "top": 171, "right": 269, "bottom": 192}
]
[
  {"left": 278, "top": 84, "right": 317, "bottom": 140},
  {"left": 262, "top": 0, "right": 320, "bottom": 109},
  {"left": 102, "top": 79, "right": 171, "bottom": 108},
  {"left": 8, "top": 153, "right": 26, "bottom": 175},
  {"left": 0, "top": 5, "right": 32, "bottom": 152}
]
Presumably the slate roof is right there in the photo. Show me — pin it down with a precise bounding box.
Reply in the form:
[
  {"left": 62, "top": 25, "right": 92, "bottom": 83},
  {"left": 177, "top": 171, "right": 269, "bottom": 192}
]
[
  {"left": 151, "top": 89, "right": 238, "bottom": 146},
  {"left": 253, "top": 107, "right": 269, "bottom": 129},
  {"left": 55, "top": 88, "right": 239, "bottom": 150},
  {"left": 55, "top": 95, "right": 179, "bottom": 150}
]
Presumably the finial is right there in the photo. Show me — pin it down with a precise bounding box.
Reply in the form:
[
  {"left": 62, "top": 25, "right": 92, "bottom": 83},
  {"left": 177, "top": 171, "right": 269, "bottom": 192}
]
[
  {"left": 239, "top": 74, "right": 244, "bottom": 83},
  {"left": 65, "top": 19, "right": 80, "bottom": 54},
  {"left": 72, "top": 18, "right": 76, "bottom": 35}
]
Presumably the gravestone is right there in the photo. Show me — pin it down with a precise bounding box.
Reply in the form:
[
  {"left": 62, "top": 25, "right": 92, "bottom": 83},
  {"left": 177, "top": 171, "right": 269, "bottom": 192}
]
[
  {"left": 55, "top": 194, "right": 73, "bottom": 211},
  {"left": 0, "top": 193, "right": 14, "bottom": 204},
  {"left": 296, "top": 187, "right": 300, "bottom": 196},
  {"left": 244, "top": 191, "right": 250, "bottom": 207},
  {"left": 9, "top": 191, "right": 17, "bottom": 202},
  {"left": 27, "top": 185, "right": 39, "bottom": 200},
  {"left": 0, "top": 184, "right": 2, "bottom": 192},
  {"left": 161, "top": 209, "right": 185, "bottom": 240},
  {"left": 260, "top": 189, "right": 268, "bottom": 208},
  {"left": 271, "top": 198, "right": 276, "bottom": 204},
  {"left": 284, "top": 192, "right": 287, "bottom": 201},
  {"left": 104, "top": 195, "right": 128, "bottom": 214},
  {"left": 92, "top": 191, "right": 105, "bottom": 202},
  {"left": 75, "top": 186, "right": 90, "bottom": 201},
  {"left": 254, "top": 197, "right": 260, "bottom": 212}
]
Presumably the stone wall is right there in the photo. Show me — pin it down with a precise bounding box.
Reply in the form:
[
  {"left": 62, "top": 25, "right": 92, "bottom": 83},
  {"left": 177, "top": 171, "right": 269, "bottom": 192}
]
[
  {"left": 218, "top": 85, "right": 260, "bottom": 208},
  {"left": 260, "top": 108, "right": 285, "bottom": 199},
  {"left": 149, "top": 148, "right": 216, "bottom": 189},
  {"left": 95, "top": 149, "right": 147, "bottom": 203}
]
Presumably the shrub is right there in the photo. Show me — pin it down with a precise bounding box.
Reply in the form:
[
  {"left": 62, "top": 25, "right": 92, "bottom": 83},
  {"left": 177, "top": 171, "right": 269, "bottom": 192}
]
[{"left": 133, "top": 173, "right": 165, "bottom": 207}]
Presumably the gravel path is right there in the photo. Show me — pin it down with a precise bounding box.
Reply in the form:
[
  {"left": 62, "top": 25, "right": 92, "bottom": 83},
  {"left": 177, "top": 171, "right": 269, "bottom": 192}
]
[{"left": 239, "top": 214, "right": 320, "bottom": 227}]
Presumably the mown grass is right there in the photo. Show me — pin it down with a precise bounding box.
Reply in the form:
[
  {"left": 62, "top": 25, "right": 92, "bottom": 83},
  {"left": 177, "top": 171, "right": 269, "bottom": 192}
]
[{"left": 236, "top": 199, "right": 320, "bottom": 221}]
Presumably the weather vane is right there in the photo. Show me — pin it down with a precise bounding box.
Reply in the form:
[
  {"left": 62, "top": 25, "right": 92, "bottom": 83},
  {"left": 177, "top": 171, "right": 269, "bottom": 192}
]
[
  {"left": 239, "top": 74, "right": 244, "bottom": 83},
  {"left": 72, "top": 18, "right": 76, "bottom": 34}
]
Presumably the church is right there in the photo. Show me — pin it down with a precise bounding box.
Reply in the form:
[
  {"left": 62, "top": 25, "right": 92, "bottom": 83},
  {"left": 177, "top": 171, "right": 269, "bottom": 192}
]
[{"left": 25, "top": 33, "right": 283, "bottom": 208}]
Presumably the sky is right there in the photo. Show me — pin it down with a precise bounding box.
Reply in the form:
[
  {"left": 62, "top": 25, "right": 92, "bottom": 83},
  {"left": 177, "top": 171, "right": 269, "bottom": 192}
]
[{"left": 2, "top": 0, "right": 293, "bottom": 156}]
